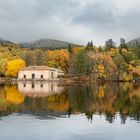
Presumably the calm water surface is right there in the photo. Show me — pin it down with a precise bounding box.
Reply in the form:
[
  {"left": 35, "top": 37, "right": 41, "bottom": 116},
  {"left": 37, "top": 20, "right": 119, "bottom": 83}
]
[{"left": 0, "top": 82, "right": 140, "bottom": 140}]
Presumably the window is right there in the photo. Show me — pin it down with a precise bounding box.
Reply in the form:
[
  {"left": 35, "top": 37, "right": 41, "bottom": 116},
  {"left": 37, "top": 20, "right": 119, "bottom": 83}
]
[
  {"left": 40, "top": 84, "right": 43, "bottom": 88},
  {"left": 24, "top": 75, "right": 26, "bottom": 79},
  {"left": 41, "top": 75, "right": 43, "bottom": 78},
  {"left": 32, "top": 74, "right": 35, "bottom": 79}
]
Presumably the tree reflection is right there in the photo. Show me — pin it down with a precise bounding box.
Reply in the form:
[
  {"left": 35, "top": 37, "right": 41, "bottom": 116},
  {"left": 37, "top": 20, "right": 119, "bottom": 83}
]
[
  {"left": 5, "top": 85, "right": 24, "bottom": 104},
  {"left": 0, "top": 82, "right": 140, "bottom": 123}
]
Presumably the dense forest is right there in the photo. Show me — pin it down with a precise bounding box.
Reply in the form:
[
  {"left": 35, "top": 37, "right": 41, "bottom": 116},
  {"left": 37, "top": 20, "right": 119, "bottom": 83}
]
[{"left": 0, "top": 37, "right": 140, "bottom": 82}]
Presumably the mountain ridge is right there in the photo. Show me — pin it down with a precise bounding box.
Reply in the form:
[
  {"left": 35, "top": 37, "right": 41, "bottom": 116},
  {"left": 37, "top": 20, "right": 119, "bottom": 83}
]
[
  {"left": 0, "top": 37, "right": 14, "bottom": 45},
  {"left": 19, "top": 38, "right": 78, "bottom": 50},
  {"left": 0, "top": 36, "right": 140, "bottom": 49}
]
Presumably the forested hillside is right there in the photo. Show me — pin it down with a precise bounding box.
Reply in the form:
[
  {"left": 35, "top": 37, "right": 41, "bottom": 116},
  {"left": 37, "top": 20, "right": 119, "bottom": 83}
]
[
  {"left": 1, "top": 37, "right": 140, "bottom": 82},
  {"left": 0, "top": 37, "right": 15, "bottom": 47},
  {"left": 19, "top": 39, "right": 78, "bottom": 50}
]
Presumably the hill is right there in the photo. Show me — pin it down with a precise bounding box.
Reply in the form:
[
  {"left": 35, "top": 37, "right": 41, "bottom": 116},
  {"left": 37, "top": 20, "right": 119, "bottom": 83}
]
[
  {"left": 0, "top": 37, "right": 15, "bottom": 46},
  {"left": 19, "top": 39, "right": 78, "bottom": 50}
]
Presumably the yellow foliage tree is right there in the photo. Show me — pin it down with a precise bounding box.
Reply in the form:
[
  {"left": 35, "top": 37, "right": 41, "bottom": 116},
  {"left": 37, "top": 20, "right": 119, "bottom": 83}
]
[
  {"left": 72, "top": 47, "right": 83, "bottom": 54},
  {"left": 6, "top": 59, "right": 25, "bottom": 77},
  {"left": 88, "top": 52, "right": 116, "bottom": 80},
  {"left": 129, "top": 64, "right": 140, "bottom": 79},
  {"left": 0, "top": 58, "right": 7, "bottom": 76}
]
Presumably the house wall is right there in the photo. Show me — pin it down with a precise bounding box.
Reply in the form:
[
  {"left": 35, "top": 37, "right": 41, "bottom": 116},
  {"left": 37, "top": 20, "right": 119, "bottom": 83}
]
[{"left": 18, "top": 70, "right": 58, "bottom": 80}]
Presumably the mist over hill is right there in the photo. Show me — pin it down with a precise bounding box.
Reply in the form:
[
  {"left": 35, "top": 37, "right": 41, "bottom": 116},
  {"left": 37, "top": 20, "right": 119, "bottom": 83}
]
[
  {"left": 0, "top": 36, "right": 140, "bottom": 49},
  {"left": 127, "top": 37, "right": 140, "bottom": 47},
  {"left": 19, "top": 39, "right": 78, "bottom": 50},
  {"left": 0, "top": 37, "right": 15, "bottom": 46}
]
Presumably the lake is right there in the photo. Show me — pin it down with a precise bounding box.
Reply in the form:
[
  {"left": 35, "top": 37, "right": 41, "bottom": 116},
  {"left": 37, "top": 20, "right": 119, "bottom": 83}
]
[{"left": 0, "top": 81, "right": 140, "bottom": 140}]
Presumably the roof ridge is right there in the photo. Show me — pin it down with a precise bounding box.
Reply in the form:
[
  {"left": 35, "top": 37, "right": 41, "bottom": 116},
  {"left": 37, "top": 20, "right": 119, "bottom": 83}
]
[{"left": 20, "top": 65, "right": 63, "bottom": 72}]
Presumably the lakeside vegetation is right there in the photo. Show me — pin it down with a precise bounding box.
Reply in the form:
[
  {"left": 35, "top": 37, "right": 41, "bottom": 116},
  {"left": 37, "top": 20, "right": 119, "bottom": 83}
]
[{"left": 0, "top": 38, "right": 140, "bottom": 82}]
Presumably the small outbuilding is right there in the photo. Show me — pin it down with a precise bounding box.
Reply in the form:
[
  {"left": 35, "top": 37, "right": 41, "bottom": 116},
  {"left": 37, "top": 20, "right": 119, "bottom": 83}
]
[{"left": 18, "top": 66, "right": 64, "bottom": 81}]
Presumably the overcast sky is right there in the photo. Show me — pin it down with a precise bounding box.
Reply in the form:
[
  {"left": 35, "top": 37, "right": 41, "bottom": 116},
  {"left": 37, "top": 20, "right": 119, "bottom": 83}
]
[{"left": 0, "top": 0, "right": 140, "bottom": 45}]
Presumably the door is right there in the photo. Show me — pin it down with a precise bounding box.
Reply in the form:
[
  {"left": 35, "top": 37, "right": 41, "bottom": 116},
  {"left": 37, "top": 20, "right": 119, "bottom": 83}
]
[{"left": 32, "top": 74, "right": 35, "bottom": 79}]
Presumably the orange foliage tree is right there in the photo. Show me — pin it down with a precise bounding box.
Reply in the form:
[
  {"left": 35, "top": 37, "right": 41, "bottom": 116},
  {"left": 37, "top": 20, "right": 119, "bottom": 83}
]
[
  {"left": 88, "top": 52, "right": 116, "bottom": 80},
  {"left": 47, "top": 50, "right": 70, "bottom": 72},
  {"left": 129, "top": 60, "right": 140, "bottom": 80},
  {"left": 72, "top": 47, "right": 83, "bottom": 54}
]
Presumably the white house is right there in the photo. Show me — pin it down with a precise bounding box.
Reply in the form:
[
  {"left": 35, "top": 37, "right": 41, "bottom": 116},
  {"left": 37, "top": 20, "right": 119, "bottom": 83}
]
[{"left": 18, "top": 66, "right": 64, "bottom": 81}]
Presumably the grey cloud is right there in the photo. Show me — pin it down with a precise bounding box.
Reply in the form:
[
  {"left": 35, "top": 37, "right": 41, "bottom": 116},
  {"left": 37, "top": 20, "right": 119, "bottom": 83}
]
[
  {"left": 119, "top": 7, "right": 140, "bottom": 38},
  {"left": 0, "top": 0, "right": 81, "bottom": 43},
  {"left": 0, "top": 0, "right": 140, "bottom": 45},
  {"left": 73, "top": 1, "right": 116, "bottom": 28}
]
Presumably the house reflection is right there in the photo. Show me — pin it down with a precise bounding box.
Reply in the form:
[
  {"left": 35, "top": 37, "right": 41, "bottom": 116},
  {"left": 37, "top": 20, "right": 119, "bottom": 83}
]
[{"left": 18, "top": 82, "right": 64, "bottom": 97}]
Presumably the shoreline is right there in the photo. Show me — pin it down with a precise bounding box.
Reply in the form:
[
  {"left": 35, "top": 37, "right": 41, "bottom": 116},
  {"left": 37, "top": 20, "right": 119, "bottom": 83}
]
[{"left": 0, "top": 77, "right": 138, "bottom": 84}]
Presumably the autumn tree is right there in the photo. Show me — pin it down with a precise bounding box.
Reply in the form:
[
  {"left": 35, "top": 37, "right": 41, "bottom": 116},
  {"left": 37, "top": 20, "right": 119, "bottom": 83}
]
[
  {"left": 72, "top": 47, "right": 83, "bottom": 55},
  {"left": 6, "top": 59, "right": 25, "bottom": 78},
  {"left": 105, "top": 39, "right": 116, "bottom": 51},
  {"left": 120, "top": 48, "right": 137, "bottom": 64},
  {"left": 47, "top": 50, "right": 70, "bottom": 72},
  {"left": 107, "top": 48, "right": 128, "bottom": 81},
  {"left": 88, "top": 52, "right": 116, "bottom": 81},
  {"left": 21, "top": 50, "right": 34, "bottom": 66},
  {"left": 34, "top": 49, "right": 48, "bottom": 65},
  {"left": 131, "top": 41, "right": 140, "bottom": 59},
  {"left": 21, "top": 49, "right": 48, "bottom": 66},
  {"left": 0, "top": 59, "right": 7, "bottom": 76},
  {"left": 68, "top": 44, "right": 73, "bottom": 54},
  {"left": 86, "top": 41, "right": 96, "bottom": 51},
  {"left": 128, "top": 60, "right": 140, "bottom": 80},
  {"left": 85, "top": 41, "right": 96, "bottom": 52},
  {"left": 119, "top": 38, "right": 128, "bottom": 49}
]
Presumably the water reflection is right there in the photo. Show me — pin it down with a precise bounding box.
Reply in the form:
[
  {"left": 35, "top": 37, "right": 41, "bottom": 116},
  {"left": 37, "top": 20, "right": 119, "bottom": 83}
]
[
  {"left": 0, "top": 82, "right": 140, "bottom": 123},
  {"left": 18, "top": 81, "right": 64, "bottom": 97}
]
